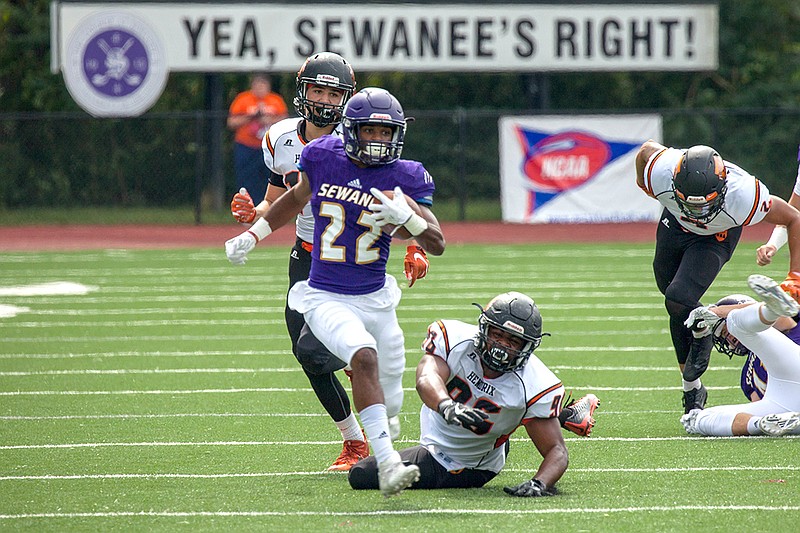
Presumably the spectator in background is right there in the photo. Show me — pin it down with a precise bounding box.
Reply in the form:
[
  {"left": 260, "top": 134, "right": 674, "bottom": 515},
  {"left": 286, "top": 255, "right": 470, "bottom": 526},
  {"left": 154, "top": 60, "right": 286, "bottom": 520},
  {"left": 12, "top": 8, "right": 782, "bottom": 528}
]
[{"left": 227, "top": 73, "right": 288, "bottom": 202}]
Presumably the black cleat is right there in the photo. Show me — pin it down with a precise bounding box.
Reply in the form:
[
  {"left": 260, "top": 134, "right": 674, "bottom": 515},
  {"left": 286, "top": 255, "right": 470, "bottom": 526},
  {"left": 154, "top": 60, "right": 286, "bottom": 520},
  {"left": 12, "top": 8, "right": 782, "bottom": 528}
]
[{"left": 682, "top": 384, "right": 707, "bottom": 414}]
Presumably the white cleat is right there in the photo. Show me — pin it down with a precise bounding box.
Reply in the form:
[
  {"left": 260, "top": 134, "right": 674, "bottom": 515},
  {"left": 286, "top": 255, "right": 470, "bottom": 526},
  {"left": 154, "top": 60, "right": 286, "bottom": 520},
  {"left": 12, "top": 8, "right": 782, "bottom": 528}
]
[
  {"left": 378, "top": 459, "right": 420, "bottom": 498},
  {"left": 757, "top": 412, "right": 800, "bottom": 436},
  {"left": 747, "top": 275, "right": 800, "bottom": 317}
]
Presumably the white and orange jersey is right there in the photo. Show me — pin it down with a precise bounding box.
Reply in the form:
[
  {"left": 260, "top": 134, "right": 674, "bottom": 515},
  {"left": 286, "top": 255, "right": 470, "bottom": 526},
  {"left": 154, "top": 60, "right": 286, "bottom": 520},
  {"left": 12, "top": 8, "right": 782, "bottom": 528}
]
[
  {"left": 261, "top": 118, "right": 342, "bottom": 243},
  {"left": 418, "top": 319, "right": 564, "bottom": 473},
  {"left": 641, "top": 147, "right": 771, "bottom": 235}
]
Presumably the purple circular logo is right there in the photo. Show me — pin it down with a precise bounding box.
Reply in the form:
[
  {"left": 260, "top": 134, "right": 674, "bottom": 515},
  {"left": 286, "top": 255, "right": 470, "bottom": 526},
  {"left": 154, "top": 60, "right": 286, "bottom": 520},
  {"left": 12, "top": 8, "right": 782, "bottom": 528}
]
[
  {"left": 64, "top": 11, "right": 167, "bottom": 117},
  {"left": 83, "top": 30, "right": 149, "bottom": 97}
]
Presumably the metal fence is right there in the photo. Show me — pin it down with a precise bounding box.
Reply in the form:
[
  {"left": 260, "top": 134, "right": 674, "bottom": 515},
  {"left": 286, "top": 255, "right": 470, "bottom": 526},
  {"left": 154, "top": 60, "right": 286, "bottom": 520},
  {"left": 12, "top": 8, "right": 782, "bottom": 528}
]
[{"left": 1, "top": 107, "right": 798, "bottom": 221}]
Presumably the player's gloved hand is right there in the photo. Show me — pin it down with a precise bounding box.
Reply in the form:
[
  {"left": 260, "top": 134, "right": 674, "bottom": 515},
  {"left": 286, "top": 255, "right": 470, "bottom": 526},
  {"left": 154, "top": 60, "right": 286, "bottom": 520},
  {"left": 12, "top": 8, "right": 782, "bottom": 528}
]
[
  {"left": 780, "top": 272, "right": 800, "bottom": 303},
  {"left": 503, "top": 478, "right": 556, "bottom": 498},
  {"left": 369, "top": 186, "right": 414, "bottom": 227},
  {"left": 438, "top": 399, "right": 488, "bottom": 429},
  {"left": 403, "top": 245, "right": 429, "bottom": 287},
  {"left": 225, "top": 231, "right": 257, "bottom": 266},
  {"left": 684, "top": 306, "right": 721, "bottom": 338},
  {"left": 231, "top": 187, "right": 256, "bottom": 223}
]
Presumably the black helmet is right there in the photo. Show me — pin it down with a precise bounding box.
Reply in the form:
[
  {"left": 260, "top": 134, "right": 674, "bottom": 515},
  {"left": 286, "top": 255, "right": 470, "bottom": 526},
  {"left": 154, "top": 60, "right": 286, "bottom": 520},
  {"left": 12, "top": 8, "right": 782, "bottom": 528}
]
[
  {"left": 293, "top": 52, "right": 356, "bottom": 127},
  {"left": 711, "top": 294, "right": 756, "bottom": 358},
  {"left": 473, "top": 292, "right": 545, "bottom": 373},
  {"left": 672, "top": 145, "right": 728, "bottom": 223}
]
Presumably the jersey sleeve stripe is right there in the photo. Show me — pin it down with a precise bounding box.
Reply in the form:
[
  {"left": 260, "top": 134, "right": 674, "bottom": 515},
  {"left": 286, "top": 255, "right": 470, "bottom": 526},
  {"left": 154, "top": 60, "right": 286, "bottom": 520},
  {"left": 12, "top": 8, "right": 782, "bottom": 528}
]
[
  {"left": 742, "top": 178, "right": 762, "bottom": 226},
  {"left": 435, "top": 320, "right": 450, "bottom": 354},
  {"left": 525, "top": 381, "right": 563, "bottom": 409},
  {"left": 642, "top": 149, "right": 666, "bottom": 197},
  {"left": 265, "top": 132, "right": 276, "bottom": 158}
]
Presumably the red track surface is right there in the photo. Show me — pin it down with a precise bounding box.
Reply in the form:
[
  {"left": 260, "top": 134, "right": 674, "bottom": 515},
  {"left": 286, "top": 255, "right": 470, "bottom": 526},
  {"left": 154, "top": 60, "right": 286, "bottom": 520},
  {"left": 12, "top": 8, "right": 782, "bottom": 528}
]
[{"left": 0, "top": 222, "right": 773, "bottom": 251}]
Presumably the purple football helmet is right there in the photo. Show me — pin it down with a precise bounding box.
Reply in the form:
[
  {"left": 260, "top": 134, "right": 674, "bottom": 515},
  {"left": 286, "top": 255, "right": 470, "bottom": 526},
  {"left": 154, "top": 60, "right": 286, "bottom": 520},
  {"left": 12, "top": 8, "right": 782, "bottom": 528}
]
[{"left": 342, "top": 87, "right": 406, "bottom": 165}]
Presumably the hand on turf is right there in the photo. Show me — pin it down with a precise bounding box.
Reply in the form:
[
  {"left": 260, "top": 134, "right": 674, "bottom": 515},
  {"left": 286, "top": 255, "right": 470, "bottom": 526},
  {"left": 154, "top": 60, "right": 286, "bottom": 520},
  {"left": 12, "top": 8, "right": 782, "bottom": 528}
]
[
  {"left": 780, "top": 272, "right": 800, "bottom": 303},
  {"left": 225, "top": 231, "right": 257, "bottom": 266},
  {"left": 369, "top": 186, "right": 413, "bottom": 227},
  {"left": 403, "top": 245, "right": 429, "bottom": 287},
  {"left": 503, "top": 478, "right": 554, "bottom": 498},
  {"left": 438, "top": 399, "right": 488, "bottom": 430},
  {"left": 231, "top": 187, "right": 256, "bottom": 223}
]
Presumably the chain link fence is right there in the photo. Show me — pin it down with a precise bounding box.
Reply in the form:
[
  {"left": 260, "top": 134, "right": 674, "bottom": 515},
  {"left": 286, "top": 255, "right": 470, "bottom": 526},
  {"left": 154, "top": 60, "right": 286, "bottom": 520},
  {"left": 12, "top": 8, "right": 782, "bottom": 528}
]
[{"left": 1, "top": 108, "right": 798, "bottom": 222}]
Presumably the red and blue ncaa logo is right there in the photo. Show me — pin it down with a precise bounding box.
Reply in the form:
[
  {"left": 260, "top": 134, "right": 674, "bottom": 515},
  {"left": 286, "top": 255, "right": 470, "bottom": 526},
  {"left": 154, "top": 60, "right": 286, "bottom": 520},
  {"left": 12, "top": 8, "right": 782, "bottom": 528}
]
[
  {"left": 63, "top": 11, "right": 167, "bottom": 117},
  {"left": 522, "top": 131, "right": 611, "bottom": 193}
]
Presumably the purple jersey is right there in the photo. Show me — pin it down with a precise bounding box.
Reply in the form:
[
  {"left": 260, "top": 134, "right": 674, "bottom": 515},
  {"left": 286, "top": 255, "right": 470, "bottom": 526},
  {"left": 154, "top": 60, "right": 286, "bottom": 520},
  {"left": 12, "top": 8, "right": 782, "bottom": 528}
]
[
  {"left": 740, "top": 352, "right": 768, "bottom": 400},
  {"left": 298, "top": 135, "right": 436, "bottom": 295},
  {"left": 739, "top": 319, "right": 800, "bottom": 400}
]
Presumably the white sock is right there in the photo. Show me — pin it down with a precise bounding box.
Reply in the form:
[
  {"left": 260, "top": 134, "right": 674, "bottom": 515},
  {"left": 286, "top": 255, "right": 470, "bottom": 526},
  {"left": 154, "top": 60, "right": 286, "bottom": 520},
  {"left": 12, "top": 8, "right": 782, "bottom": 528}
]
[
  {"left": 759, "top": 303, "right": 781, "bottom": 323},
  {"left": 694, "top": 410, "right": 735, "bottom": 436},
  {"left": 359, "top": 403, "right": 400, "bottom": 465},
  {"left": 335, "top": 413, "right": 364, "bottom": 442},
  {"left": 683, "top": 379, "right": 702, "bottom": 392},
  {"left": 747, "top": 417, "right": 761, "bottom": 435}
]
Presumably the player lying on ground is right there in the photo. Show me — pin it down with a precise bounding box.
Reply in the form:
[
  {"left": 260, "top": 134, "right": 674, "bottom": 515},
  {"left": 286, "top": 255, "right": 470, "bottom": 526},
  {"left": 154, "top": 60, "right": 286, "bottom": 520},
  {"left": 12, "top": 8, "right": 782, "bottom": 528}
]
[
  {"left": 349, "top": 292, "right": 571, "bottom": 496},
  {"left": 681, "top": 275, "right": 800, "bottom": 436}
]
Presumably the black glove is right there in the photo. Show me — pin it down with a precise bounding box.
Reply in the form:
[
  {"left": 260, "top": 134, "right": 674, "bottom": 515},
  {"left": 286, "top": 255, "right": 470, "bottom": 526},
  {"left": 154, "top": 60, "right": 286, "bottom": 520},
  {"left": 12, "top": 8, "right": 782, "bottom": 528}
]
[
  {"left": 438, "top": 399, "right": 488, "bottom": 429},
  {"left": 503, "top": 478, "right": 556, "bottom": 497}
]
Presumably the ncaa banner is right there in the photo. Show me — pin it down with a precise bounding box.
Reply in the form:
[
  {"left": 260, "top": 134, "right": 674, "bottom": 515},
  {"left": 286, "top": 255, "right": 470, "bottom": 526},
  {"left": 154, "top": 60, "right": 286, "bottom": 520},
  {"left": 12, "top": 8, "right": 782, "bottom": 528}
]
[{"left": 499, "top": 115, "right": 662, "bottom": 223}]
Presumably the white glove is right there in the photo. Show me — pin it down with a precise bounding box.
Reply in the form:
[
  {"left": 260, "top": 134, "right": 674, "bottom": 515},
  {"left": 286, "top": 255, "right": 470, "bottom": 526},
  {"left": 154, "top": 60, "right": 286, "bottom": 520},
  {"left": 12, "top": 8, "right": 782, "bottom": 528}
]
[
  {"left": 225, "top": 232, "right": 257, "bottom": 266},
  {"left": 684, "top": 306, "right": 720, "bottom": 338},
  {"left": 369, "top": 186, "right": 413, "bottom": 227}
]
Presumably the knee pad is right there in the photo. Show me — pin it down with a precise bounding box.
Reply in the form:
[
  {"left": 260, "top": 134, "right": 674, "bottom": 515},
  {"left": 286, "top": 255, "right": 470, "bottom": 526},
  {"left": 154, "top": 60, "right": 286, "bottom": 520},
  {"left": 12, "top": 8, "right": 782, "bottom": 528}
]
[{"left": 295, "top": 324, "right": 346, "bottom": 375}]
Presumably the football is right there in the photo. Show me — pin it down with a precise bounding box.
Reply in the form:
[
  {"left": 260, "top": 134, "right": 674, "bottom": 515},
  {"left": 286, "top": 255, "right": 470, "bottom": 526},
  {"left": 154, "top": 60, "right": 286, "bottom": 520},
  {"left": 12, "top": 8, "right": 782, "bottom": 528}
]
[{"left": 373, "top": 190, "right": 423, "bottom": 240}]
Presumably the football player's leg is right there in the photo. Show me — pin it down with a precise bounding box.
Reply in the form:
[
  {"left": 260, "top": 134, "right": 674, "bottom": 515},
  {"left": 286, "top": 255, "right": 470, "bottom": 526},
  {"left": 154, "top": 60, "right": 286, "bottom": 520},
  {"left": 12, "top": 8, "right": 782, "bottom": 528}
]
[
  {"left": 727, "top": 306, "right": 800, "bottom": 381},
  {"left": 671, "top": 243, "right": 732, "bottom": 381},
  {"left": 371, "top": 312, "right": 406, "bottom": 421}
]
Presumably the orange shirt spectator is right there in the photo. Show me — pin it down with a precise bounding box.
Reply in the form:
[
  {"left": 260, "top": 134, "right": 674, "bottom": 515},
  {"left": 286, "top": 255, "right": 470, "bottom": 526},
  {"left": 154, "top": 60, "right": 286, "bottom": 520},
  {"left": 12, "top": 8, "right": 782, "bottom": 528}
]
[{"left": 228, "top": 73, "right": 288, "bottom": 201}]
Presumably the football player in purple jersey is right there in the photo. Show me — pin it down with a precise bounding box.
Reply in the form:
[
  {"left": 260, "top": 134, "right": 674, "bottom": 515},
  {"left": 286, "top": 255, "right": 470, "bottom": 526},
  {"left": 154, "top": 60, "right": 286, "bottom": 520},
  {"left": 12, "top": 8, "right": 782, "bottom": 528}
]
[
  {"left": 681, "top": 275, "right": 800, "bottom": 436},
  {"left": 225, "top": 87, "right": 445, "bottom": 497}
]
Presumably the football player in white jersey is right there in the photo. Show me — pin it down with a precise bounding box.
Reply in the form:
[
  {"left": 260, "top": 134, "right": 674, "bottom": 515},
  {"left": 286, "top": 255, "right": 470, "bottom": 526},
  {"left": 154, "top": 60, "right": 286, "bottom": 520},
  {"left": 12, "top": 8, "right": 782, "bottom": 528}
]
[
  {"left": 348, "top": 292, "right": 569, "bottom": 496},
  {"left": 229, "top": 52, "right": 375, "bottom": 472},
  {"left": 680, "top": 275, "right": 800, "bottom": 436},
  {"left": 635, "top": 141, "right": 800, "bottom": 414}
]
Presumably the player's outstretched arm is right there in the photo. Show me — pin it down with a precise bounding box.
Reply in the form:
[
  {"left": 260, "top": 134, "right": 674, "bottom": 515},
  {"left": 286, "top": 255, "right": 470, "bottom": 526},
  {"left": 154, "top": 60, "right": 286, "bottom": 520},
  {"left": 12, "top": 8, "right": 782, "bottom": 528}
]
[
  {"left": 224, "top": 173, "right": 310, "bottom": 265},
  {"left": 762, "top": 196, "right": 800, "bottom": 279}
]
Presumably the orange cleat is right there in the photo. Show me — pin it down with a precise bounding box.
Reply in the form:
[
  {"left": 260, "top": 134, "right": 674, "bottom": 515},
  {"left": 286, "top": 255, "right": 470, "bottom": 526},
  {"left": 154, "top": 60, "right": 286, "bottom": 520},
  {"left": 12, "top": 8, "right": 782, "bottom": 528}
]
[{"left": 326, "top": 433, "right": 369, "bottom": 472}]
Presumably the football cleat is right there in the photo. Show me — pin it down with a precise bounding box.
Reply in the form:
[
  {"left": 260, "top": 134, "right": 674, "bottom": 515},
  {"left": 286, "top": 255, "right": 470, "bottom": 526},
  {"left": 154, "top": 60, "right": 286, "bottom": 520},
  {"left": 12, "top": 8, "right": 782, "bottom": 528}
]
[
  {"left": 561, "top": 394, "right": 600, "bottom": 436},
  {"left": 378, "top": 459, "right": 420, "bottom": 498},
  {"left": 682, "top": 384, "right": 707, "bottom": 414},
  {"left": 748, "top": 274, "right": 800, "bottom": 317},
  {"left": 757, "top": 412, "right": 800, "bottom": 436},
  {"left": 327, "top": 432, "right": 369, "bottom": 472}
]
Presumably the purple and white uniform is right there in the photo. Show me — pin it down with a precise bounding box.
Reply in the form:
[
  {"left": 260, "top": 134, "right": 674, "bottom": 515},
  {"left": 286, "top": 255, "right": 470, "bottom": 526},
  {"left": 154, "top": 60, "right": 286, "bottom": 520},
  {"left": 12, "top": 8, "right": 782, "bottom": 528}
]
[{"left": 287, "top": 135, "right": 436, "bottom": 418}]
